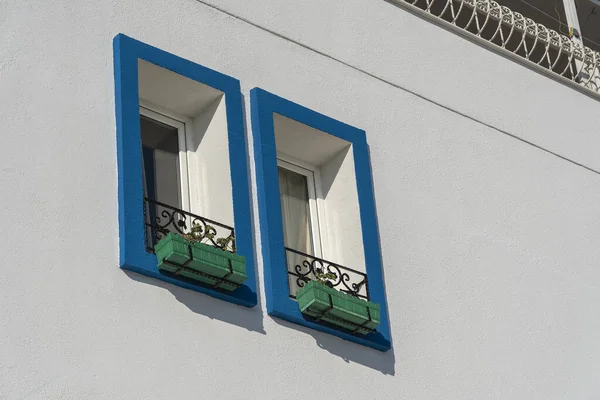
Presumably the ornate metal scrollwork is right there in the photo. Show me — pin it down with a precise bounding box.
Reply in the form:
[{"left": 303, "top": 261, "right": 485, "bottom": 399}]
[
  {"left": 393, "top": 0, "right": 600, "bottom": 93},
  {"left": 144, "top": 197, "right": 236, "bottom": 253},
  {"left": 286, "top": 247, "right": 370, "bottom": 300}
]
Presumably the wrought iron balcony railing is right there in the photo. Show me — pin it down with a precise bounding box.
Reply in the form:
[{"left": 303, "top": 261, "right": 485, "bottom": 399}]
[
  {"left": 285, "top": 247, "right": 370, "bottom": 301},
  {"left": 390, "top": 0, "right": 600, "bottom": 95},
  {"left": 144, "top": 197, "right": 236, "bottom": 253}
]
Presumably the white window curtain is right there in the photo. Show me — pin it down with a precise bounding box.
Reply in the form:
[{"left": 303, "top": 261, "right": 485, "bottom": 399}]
[{"left": 278, "top": 167, "right": 313, "bottom": 255}]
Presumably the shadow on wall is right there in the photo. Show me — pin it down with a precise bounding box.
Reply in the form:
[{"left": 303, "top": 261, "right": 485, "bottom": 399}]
[
  {"left": 271, "top": 318, "right": 396, "bottom": 375},
  {"left": 124, "top": 270, "right": 266, "bottom": 334}
]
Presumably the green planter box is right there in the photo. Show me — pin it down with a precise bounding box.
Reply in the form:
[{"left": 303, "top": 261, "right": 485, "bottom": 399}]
[
  {"left": 296, "top": 280, "right": 380, "bottom": 335},
  {"left": 155, "top": 232, "right": 247, "bottom": 291}
]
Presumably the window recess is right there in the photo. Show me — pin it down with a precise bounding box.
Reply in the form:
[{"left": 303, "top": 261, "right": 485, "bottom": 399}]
[
  {"left": 136, "top": 65, "right": 245, "bottom": 290},
  {"left": 271, "top": 115, "right": 370, "bottom": 303}
]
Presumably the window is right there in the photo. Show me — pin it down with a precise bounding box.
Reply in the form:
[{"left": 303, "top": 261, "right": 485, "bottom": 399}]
[
  {"left": 139, "top": 107, "right": 191, "bottom": 249},
  {"left": 140, "top": 107, "right": 188, "bottom": 211},
  {"left": 277, "top": 156, "right": 324, "bottom": 297},
  {"left": 251, "top": 88, "right": 391, "bottom": 351},
  {"left": 114, "top": 34, "right": 257, "bottom": 307},
  {"left": 278, "top": 163, "right": 318, "bottom": 255}
]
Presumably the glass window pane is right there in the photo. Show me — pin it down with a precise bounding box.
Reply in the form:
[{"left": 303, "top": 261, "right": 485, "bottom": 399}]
[
  {"left": 140, "top": 115, "right": 181, "bottom": 208},
  {"left": 575, "top": 0, "right": 600, "bottom": 54},
  {"left": 278, "top": 166, "right": 313, "bottom": 255}
]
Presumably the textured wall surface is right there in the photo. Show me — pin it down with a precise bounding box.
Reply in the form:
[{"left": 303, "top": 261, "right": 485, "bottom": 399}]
[{"left": 1, "top": 0, "right": 600, "bottom": 399}]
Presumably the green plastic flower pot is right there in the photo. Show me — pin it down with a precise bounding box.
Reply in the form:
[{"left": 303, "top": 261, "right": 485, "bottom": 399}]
[
  {"left": 155, "top": 232, "right": 247, "bottom": 291},
  {"left": 296, "top": 280, "right": 380, "bottom": 335}
]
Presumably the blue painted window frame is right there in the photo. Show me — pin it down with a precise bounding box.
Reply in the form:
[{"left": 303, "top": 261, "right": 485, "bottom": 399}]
[
  {"left": 113, "top": 34, "right": 257, "bottom": 307},
  {"left": 250, "top": 88, "right": 391, "bottom": 350}
]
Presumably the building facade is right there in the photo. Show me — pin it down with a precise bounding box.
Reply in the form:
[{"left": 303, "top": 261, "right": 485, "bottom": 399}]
[{"left": 1, "top": 0, "right": 600, "bottom": 398}]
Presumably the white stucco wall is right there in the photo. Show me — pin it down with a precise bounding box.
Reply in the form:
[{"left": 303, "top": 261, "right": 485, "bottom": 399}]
[{"left": 1, "top": 0, "right": 600, "bottom": 399}]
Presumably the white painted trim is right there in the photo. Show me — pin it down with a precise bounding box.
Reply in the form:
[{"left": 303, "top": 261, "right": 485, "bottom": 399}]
[
  {"left": 277, "top": 155, "right": 324, "bottom": 258},
  {"left": 139, "top": 104, "right": 191, "bottom": 212}
]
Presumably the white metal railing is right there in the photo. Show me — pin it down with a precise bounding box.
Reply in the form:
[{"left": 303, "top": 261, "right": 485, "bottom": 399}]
[{"left": 391, "top": 0, "right": 600, "bottom": 95}]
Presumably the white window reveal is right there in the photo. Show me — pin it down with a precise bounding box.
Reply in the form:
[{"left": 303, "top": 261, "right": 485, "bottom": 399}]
[{"left": 278, "top": 155, "right": 329, "bottom": 296}]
